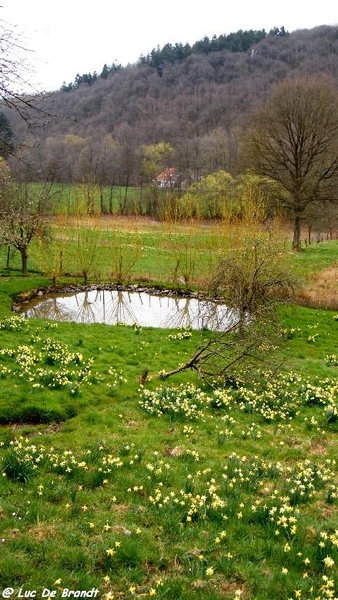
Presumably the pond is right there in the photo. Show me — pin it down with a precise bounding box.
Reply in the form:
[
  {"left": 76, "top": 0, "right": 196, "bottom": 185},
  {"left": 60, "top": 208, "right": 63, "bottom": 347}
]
[{"left": 19, "top": 288, "right": 236, "bottom": 331}]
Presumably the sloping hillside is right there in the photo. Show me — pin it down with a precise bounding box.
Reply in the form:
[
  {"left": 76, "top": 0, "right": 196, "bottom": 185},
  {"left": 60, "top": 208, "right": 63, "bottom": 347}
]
[{"left": 7, "top": 25, "right": 338, "bottom": 184}]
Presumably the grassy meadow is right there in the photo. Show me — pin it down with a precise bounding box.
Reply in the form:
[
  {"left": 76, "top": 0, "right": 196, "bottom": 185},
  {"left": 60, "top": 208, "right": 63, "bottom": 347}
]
[{"left": 0, "top": 216, "right": 337, "bottom": 600}]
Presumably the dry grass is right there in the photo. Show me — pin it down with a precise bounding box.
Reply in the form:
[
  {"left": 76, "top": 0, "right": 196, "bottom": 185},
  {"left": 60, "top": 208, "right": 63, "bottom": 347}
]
[{"left": 296, "top": 262, "right": 338, "bottom": 309}]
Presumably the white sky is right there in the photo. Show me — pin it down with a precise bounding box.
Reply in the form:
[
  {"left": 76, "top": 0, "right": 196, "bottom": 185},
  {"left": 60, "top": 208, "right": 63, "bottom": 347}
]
[{"left": 2, "top": 0, "right": 338, "bottom": 93}]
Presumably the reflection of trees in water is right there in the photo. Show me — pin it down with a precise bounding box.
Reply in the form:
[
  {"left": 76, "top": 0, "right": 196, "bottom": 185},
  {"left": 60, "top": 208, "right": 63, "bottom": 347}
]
[
  {"left": 25, "top": 290, "right": 139, "bottom": 325},
  {"left": 162, "top": 297, "right": 235, "bottom": 331},
  {"left": 73, "top": 291, "right": 101, "bottom": 323},
  {"left": 67, "top": 290, "right": 136, "bottom": 325},
  {"left": 162, "top": 297, "right": 198, "bottom": 329},
  {"left": 26, "top": 292, "right": 103, "bottom": 324},
  {"left": 24, "top": 295, "right": 79, "bottom": 322},
  {"left": 95, "top": 290, "right": 138, "bottom": 325},
  {"left": 23, "top": 290, "right": 234, "bottom": 331},
  {"left": 197, "top": 301, "right": 237, "bottom": 332}
]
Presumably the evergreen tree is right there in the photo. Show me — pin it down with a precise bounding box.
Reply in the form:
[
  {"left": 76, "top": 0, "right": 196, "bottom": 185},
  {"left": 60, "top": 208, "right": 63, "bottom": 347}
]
[{"left": 100, "top": 64, "right": 110, "bottom": 79}]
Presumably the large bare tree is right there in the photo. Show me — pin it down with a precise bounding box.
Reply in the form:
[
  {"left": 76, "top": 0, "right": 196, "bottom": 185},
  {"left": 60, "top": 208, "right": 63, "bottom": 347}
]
[
  {"left": 245, "top": 76, "right": 338, "bottom": 249},
  {"left": 0, "top": 15, "right": 53, "bottom": 157}
]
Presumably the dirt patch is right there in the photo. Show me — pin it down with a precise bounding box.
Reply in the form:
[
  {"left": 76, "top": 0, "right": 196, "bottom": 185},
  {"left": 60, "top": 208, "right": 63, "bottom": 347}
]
[{"left": 27, "top": 523, "right": 59, "bottom": 541}]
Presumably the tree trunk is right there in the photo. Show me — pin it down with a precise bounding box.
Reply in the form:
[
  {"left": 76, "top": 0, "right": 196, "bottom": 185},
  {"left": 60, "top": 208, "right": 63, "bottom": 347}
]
[
  {"left": 21, "top": 248, "right": 28, "bottom": 276},
  {"left": 6, "top": 245, "right": 10, "bottom": 270},
  {"left": 292, "top": 215, "right": 301, "bottom": 251},
  {"left": 109, "top": 185, "right": 114, "bottom": 215},
  {"left": 99, "top": 186, "right": 105, "bottom": 214},
  {"left": 122, "top": 177, "right": 129, "bottom": 214}
]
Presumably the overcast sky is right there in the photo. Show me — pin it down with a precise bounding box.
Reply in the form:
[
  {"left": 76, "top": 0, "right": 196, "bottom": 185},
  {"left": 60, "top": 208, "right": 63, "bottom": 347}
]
[{"left": 2, "top": 0, "right": 338, "bottom": 93}]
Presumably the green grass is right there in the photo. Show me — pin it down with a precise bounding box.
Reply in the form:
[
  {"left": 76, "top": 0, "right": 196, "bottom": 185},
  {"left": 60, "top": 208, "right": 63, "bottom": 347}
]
[
  {"left": 1, "top": 226, "right": 218, "bottom": 290},
  {"left": 291, "top": 238, "right": 338, "bottom": 279},
  {"left": 1, "top": 364, "right": 338, "bottom": 598},
  {"left": 0, "top": 226, "right": 337, "bottom": 599},
  {"left": 33, "top": 182, "right": 143, "bottom": 215},
  {"left": 278, "top": 304, "right": 338, "bottom": 377},
  {"left": 2, "top": 216, "right": 337, "bottom": 291}
]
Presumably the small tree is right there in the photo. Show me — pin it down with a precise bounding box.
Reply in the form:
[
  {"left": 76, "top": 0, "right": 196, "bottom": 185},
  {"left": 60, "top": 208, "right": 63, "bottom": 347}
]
[
  {"left": 141, "top": 142, "right": 175, "bottom": 184},
  {"left": 160, "top": 235, "right": 294, "bottom": 382},
  {"left": 0, "top": 174, "right": 50, "bottom": 275},
  {"left": 209, "top": 235, "right": 293, "bottom": 322},
  {"left": 107, "top": 230, "right": 141, "bottom": 285},
  {"left": 235, "top": 172, "right": 283, "bottom": 223},
  {"left": 1, "top": 210, "right": 40, "bottom": 275},
  {"left": 35, "top": 231, "right": 64, "bottom": 285},
  {"left": 245, "top": 76, "right": 338, "bottom": 249},
  {"left": 141, "top": 142, "right": 176, "bottom": 216},
  {"left": 74, "top": 221, "right": 101, "bottom": 284},
  {"left": 159, "top": 314, "right": 280, "bottom": 383}
]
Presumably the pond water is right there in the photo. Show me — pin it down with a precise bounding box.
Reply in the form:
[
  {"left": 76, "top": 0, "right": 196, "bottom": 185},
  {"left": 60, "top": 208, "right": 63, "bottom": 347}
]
[{"left": 19, "top": 289, "right": 235, "bottom": 331}]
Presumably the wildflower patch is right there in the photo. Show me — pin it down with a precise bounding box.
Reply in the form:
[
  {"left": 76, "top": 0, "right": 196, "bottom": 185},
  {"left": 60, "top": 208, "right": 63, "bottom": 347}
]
[
  {"left": 0, "top": 316, "right": 102, "bottom": 423},
  {"left": 138, "top": 371, "right": 338, "bottom": 426}
]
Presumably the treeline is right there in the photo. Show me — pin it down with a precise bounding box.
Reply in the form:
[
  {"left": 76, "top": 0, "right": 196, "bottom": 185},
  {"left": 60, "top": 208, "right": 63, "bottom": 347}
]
[
  {"left": 61, "top": 62, "right": 123, "bottom": 92},
  {"left": 60, "top": 27, "right": 288, "bottom": 91},
  {"left": 138, "top": 27, "right": 288, "bottom": 74}
]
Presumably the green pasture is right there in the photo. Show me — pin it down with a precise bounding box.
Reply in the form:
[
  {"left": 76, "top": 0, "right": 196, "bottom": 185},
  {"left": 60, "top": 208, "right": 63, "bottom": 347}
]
[
  {"left": 291, "top": 239, "right": 338, "bottom": 278},
  {"left": 0, "top": 223, "right": 337, "bottom": 599},
  {"left": 0, "top": 219, "right": 243, "bottom": 288},
  {"left": 2, "top": 212, "right": 337, "bottom": 289}
]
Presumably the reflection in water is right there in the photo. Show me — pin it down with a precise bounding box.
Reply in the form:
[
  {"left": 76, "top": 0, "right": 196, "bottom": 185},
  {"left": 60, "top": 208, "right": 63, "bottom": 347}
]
[{"left": 20, "top": 290, "right": 236, "bottom": 331}]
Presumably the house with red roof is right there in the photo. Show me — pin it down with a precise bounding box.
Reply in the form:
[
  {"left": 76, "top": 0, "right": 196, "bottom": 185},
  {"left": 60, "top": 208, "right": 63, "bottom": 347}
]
[{"left": 154, "top": 167, "right": 179, "bottom": 189}]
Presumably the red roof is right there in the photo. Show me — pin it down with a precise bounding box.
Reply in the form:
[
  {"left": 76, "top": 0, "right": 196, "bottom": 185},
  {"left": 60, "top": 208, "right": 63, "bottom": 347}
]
[{"left": 155, "top": 167, "right": 177, "bottom": 182}]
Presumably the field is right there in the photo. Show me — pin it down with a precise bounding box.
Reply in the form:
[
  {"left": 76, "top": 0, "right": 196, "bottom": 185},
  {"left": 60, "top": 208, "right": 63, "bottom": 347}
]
[{"left": 0, "top": 217, "right": 337, "bottom": 600}]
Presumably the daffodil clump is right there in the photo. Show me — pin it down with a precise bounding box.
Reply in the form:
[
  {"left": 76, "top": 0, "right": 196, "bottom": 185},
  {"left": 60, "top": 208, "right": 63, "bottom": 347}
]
[
  {"left": 139, "top": 371, "right": 338, "bottom": 427},
  {"left": 0, "top": 314, "right": 31, "bottom": 331},
  {"left": 106, "top": 367, "right": 127, "bottom": 393},
  {"left": 234, "top": 371, "right": 303, "bottom": 421},
  {"left": 325, "top": 354, "right": 338, "bottom": 366},
  {"left": 1, "top": 437, "right": 148, "bottom": 487},
  {"left": 2, "top": 437, "right": 46, "bottom": 483},
  {"left": 167, "top": 326, "right": 193, "bottom": 341},
  {"left": 138, "top": 382, "right": 209, "bottom": 421},
  {"left": 0, "top": 316, "right": 96, "bottom": 397}
]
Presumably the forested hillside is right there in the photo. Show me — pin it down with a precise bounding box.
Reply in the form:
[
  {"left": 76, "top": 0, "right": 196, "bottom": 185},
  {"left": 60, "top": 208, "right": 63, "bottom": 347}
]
[{"left": 6, "top": 25, "right": 338, "bottom": 186}]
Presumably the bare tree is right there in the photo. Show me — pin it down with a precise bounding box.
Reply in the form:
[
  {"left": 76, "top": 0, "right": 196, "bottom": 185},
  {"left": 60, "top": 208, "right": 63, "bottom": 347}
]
[
  {"left": 0, "top": 207, "right": 46, "bottom": 275},
  {"left": 245, "top": 76, "right": 338, "bottom": 250},
  {"left": 0, "top": 167, "right": 50, "bottom": 275},
  {"left": 0, "top": 16, "right": 53, "bottom": 160},
  {"left": 209, "top": 236, "right": 294, "bottom": 320},
  {"left": 159, "top": 235, "right": 294, "bottom": 382}
]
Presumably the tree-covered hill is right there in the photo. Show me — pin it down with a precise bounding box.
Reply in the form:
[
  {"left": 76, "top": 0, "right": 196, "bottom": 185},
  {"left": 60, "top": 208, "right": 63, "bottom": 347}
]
[{"left": 6, "top": 25, "right": 338, "bottom": 185}]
